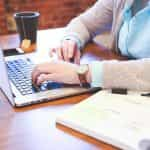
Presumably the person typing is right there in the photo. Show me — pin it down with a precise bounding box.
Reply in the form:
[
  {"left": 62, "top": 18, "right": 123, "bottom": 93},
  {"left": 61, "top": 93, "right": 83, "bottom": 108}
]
[{"left": 32, "top": 0, "right": 150, "bottom": 91}]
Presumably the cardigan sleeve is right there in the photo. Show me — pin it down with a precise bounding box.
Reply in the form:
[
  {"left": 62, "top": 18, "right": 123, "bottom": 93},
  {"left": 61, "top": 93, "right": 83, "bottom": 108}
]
[
  {"left": 63, "top": 0, "right": 114, "bottom": 49},
  {"left": 99, "top": 58, "right": 150, "bottom": 91}
]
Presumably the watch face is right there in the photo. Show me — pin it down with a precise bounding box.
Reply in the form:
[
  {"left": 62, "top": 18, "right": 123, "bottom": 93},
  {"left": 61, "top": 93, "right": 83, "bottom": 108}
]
[{"left": 78, "top": 65, "right": 88, "bottom": 74}]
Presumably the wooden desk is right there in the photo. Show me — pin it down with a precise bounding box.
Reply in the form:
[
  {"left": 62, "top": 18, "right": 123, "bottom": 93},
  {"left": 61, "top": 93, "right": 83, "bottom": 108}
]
[{"left": 0, "top": 28, "right": 125, "bottom": 150}]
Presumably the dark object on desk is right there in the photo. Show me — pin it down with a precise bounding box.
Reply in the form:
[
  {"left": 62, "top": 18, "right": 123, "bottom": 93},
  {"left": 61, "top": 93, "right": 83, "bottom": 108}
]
[
  {"left": 14, "top": 11, "right": 40, "bottom": 53},
  {"left": 141, "top": 93, "right": 150, "bottom": 97},
  {"left": 40, "top": 81, "right": 63, "bottom": 91},
  {"left": 3, "top": 48, "right": 22, "bottom": 57},
  {"left": 111, "top": 88, "right": 127, "bottom": 95}
]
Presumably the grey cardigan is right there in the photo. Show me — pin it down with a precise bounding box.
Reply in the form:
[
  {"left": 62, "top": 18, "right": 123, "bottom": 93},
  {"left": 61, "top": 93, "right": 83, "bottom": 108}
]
[{"left": 65, "top": 0, "right": 150, "bottom": 91}]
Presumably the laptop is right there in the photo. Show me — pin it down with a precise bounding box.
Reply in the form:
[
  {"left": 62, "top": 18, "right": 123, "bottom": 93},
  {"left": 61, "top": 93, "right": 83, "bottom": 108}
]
[{"left": 0, "top": 48, "right": 100, "bottom": 107}]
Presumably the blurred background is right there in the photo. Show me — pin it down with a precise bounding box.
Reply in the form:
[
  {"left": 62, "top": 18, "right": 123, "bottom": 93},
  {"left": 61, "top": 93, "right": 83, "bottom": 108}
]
[{"left": 0, "top": 0, "right": 96, "bottom": 35}]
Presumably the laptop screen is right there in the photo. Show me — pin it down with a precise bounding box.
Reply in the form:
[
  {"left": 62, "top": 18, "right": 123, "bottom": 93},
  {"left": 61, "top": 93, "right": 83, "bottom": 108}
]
[{"left": 0, "top": 48, "right": 14, "bottom": 105}]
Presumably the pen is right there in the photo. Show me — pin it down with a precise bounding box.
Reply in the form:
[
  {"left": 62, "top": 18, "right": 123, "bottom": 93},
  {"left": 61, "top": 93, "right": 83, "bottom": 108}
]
[
  {"left": 111, "top": 88, "right": 127, "bottom": 95},
  {"left": 141, "top": 93, "right": 150, "bottom": 97}
]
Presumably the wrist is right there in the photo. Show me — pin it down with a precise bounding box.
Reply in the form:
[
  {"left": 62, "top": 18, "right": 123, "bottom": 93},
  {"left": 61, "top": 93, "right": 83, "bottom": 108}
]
[
  {"left": 89, "top": 61, "right": 103, "bottom": 87},
  {"left": 86, "top": 65, "right": 92, "bottom": 84},
  {"left": 76, "top": 64, "right": 90, "bottom": 87},
  {"left": 62, "top": 35, "right": 82, "bottom": 51}
]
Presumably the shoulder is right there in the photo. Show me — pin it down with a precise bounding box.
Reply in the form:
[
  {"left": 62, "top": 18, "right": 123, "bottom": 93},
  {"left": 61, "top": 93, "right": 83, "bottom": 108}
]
[{"left": 99, "top": 0, "right": 127, "bottom": 9}]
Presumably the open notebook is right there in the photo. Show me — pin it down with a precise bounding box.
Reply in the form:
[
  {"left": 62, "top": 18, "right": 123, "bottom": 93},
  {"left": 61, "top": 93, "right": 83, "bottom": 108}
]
[{"left": 56, "top": 91, "right": 150, "bottom": 150}]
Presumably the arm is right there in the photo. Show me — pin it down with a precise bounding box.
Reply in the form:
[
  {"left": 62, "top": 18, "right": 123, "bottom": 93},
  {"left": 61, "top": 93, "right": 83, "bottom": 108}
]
[
  {"left": 64, "top": 0, "right": 114, "bottom": 48},
  {"left": 51, "top": 0, "right": 114, "bottom": 63},
  {"left": 31, "top": 58, "right": 150, "bottom": 91},
  {"left": 90, "top": 59, "right": 150, "bottom": 91}
]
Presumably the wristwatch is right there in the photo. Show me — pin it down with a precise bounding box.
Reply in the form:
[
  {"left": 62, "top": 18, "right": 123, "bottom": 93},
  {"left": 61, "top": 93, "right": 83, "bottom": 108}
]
[{"left": 76, "top": 64, "right": 90, "bottom": 88}]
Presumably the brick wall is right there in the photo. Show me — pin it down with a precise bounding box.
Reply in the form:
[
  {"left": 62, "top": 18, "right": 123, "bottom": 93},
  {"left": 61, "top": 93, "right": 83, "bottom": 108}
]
[
  {"left": 0, "top": 1, "right": 8, "bottom": 34},
  {"left": 0, "top": 0, "right": 96, "bottom": 35}
]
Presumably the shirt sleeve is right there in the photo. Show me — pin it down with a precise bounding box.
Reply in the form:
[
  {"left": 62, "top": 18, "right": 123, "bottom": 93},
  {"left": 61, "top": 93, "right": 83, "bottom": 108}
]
[{"left": 89, "top": 61, "right": 103, "bottom": 87}]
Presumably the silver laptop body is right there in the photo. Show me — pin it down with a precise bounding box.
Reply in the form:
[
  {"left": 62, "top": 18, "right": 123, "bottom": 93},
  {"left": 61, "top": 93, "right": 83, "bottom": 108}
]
[{"left": 0, "top": 48, "right": 100, "bottom": 107}]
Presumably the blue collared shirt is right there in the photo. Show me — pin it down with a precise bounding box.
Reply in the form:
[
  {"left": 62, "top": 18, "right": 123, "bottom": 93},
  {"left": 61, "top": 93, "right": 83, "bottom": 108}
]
[
  {"left": 118, "top": 1, "right": 150, "bottom": 59},
  {"left": 91, "top": 1, "right": 150, "bottom": 87}
]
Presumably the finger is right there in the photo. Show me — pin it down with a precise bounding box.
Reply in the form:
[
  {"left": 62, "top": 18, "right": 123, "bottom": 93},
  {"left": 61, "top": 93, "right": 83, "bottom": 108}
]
[
  {"left": 49, "top": 48, "right": 56, "bottom": 57},
  {"left": 32, "top": 64, "right": 51, "bottom": 84},
  {"left": 62, "top": 41, "right": 69, "bottom": 61},
  {"left": 36, "top": 74, "right": 47, "bottom": 85},
  {"left": 68, "top": 41, "right": 76, "bottom": 59},
  {"left": 74, "top": 50, "right": 81, "bottom": 64},
  {"left": 32, "top": 66, "right": 42, "bottom": 84},
  {"left": 36, "top": 73, "right": 59, "bottom": 85},
  {"left": 56, "top": 47, "right": 63, "bottom": 60}
]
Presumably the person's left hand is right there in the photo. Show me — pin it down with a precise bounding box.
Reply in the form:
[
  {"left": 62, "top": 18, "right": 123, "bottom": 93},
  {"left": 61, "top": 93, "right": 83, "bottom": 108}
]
[{"left": 32, "top": 61, "right": 80, "bottom": 85}]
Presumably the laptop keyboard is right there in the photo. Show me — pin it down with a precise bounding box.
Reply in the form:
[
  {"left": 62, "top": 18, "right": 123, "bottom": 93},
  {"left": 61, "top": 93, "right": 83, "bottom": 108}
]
[{"left": 6, "top": 58, "right": 63, "bottom": 95}]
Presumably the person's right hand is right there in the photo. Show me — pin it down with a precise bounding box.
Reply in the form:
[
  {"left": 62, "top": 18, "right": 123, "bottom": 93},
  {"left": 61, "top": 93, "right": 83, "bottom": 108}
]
[{"left": 50, "top": 40, "right": 81, "bottom": 64}]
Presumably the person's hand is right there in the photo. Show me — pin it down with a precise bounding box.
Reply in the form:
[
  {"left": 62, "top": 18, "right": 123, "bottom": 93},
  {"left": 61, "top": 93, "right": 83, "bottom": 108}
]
[
  {"left": 32, "top": 61, "right": 81, "bottom": 85},
  {"left": 50, "top": 40, "right": 81, "bottom": 64}
]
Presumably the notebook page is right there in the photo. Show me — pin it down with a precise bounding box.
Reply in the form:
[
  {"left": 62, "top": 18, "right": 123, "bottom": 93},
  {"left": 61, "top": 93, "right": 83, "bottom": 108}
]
[{"left": 56, "top": 91, "right": 150, "bottom": 150}]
